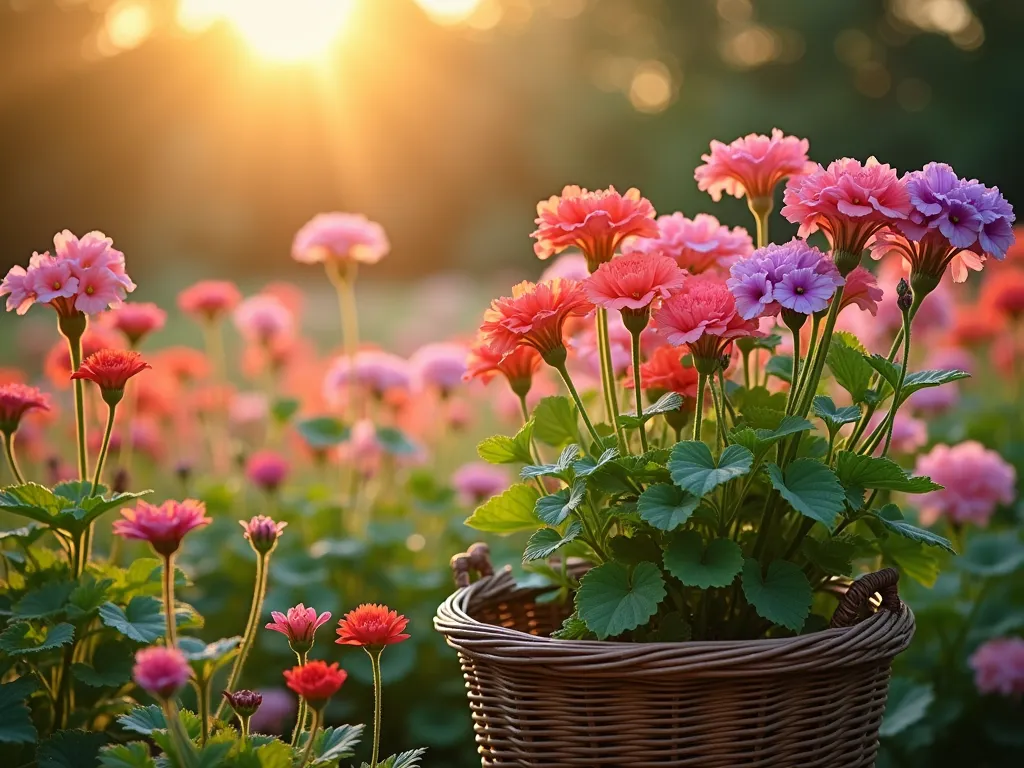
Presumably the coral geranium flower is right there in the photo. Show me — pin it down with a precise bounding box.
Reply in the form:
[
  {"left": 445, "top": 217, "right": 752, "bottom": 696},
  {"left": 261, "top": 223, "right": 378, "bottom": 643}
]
[
  {"left": 0, "top": 383, "right": 50, "bottom": 435},
  {"left": 982, "top": 268, "right": 1024, "bottom": 320},
  {"left": 113, "top": 499, "right": 211, "bottom": 556},
  {"left": 71, "top": 349, "right": 151, "bottom": 405},
  {"left": 836, "top": 266, "right": 884, "bottom": 316},
  {"left": 695, "top": 129, "right": 813, "bottom": 206},
  {"left": 335, "top": 604, "right": 410, "bottom": 650},
  {"left": 178, "top": 280, "right": 242, "bottom": 322},
  {"left": 106, "top": 302, "right": 167, "bottom": 346},
  {"left": 584, "top": 251, "right": 686, "bottom": 314},
  {"left": 283, "top": 660, "right": 347, "bottom": 709},
  {"left": 464, "top": 340, "right": 542, "bottom": 399},
  {"left": 624, "top": 345, "right": 699, "bottom": 398},
  {"left": 478, "top": 279, "right": 593, "bottom": 363},
  {"left": 531, "top": 185, "right": 658, "bottom": 269}
]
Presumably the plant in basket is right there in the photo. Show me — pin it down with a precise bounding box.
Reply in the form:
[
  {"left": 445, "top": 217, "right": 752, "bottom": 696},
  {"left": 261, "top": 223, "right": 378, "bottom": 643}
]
[{"left": 438, "top": 131, "right": 1016, "bottom": 764}]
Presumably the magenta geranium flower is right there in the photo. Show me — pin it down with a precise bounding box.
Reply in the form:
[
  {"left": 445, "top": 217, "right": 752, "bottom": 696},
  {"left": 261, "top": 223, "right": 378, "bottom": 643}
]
[
  {"left": 694, "top": 129, "right": 813, "bottom": 204},
  {"left": 625, "top": 212, "right": 753, "bottom": 275},
  {"left": 914, "top": 441, "right": 1016, "bottom": 527},
  {"left": 970, "top": 638, "right": 1024, "bottom": 697},
  {"left": 0, "top": 383, "right": 50, "bottom": 435},
  {"left": 113, "top": 499, "right": 212, "bottom": 556},
  {"left": 727, "top": 240, "right": 844, "bottom": 319},
  {"left": 292, "top": 212, "right": 390, "bottom": 266},
  {"left": 584, "top": 251, "right": 686, "bottom": 313},
  {"left": 266, "top": 603, "right": 332, "bottom": 654},
  {"left": 531, "top": 185, "right": 658, "bottom": 269},
  {"left": 245, "top": 450, "right": 290, "bottom": 493},
  {"left": 133, "top": 646, "right": 192, "bottom": 699}
]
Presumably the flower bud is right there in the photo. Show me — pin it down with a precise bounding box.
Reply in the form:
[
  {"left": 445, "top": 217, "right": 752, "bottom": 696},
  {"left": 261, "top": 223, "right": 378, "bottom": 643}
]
[
  {"left": 896, "top": 278, "right": 910, "bottom": 297},
  {"left": 897, "top": 291, "right": 913, "bottom": 313},
  {"left": 113, "top": 467, "right": 130, "bottom": 495},
  {"left": 240, "top": 515, "right": 287, "bottom": 555},
  {"left": 222, "top": 689, "right": 263, "bottom": 718}
]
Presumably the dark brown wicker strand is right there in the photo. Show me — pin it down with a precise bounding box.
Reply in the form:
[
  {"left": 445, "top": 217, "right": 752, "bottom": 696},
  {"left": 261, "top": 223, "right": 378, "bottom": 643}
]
[{"left": 436, "top": 550, "right": 915, "bottom": 767}]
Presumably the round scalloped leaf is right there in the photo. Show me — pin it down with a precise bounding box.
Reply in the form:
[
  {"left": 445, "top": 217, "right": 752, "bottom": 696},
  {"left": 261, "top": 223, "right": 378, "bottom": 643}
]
[
  {"left": 668, "top": 442, "right": 753, "bottom": 498},
  {"left": 637, "top": 484, "right": 699, "bottom": 531},
  {"left": 576, "top": 561, "right": 666, "bottom": 640},
  {"left": 741, "top": 559, "right": 812, "bottom": 632},
  {"left": 663, "top": 532, "right": 743, "bottom": 589}
]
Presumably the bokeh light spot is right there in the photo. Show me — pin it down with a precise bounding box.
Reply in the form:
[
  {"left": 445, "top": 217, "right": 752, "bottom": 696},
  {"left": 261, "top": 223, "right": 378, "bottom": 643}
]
[
  {"left": 629, "top": 61, "right": 673, "bottom": 114},
  {"left": 406, "top": 533, "right": 427, "bottom": 552},
  {"left": 106, "top": 1, "right": 154, "bottom": 51},
  {"left": 415, "top": 0, "right": 483, "bottom": 25}
]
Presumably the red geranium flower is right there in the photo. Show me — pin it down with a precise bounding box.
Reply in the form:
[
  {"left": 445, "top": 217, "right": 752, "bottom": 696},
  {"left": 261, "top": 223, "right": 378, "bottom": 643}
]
[
  {"left": 283, "top": 660, "right": 347, "bottom": 709},
  {"left": 71, "top": 348, "right": 150, "bottom": 404},
  {"left": 464, "top": 339, "right": 542, "bottom": 398},
  {"left": 335, "top": 604, "right": 410, "bottom": 650}
]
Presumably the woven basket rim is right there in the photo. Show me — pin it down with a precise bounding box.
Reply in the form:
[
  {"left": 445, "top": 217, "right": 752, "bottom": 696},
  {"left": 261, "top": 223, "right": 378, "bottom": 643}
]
[{"left": 435, "top": 566, "right": 915, "bottom": 676}]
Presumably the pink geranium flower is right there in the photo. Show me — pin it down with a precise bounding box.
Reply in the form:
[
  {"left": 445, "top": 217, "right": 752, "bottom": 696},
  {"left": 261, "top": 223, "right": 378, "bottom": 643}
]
[
  {"left": 266, "top": 603, "right": 332, "bottom": 654},
  {"left": 625, "top": 212, "right": 753, "bottom": 275},
  {"left": 478, "top": 279, "right": 594, "bottom": 361},
  {"left": 410, "top": 342, "right": 468, "bottom": 394},
  {"left": 836, "top": 266, "right": 884, "bottom": 316},
  {"left": 113, "top": 499, "right": 212, "bottom": 556},
  {"left": 233, "top": 294, "right": 294, "bottom": 345},
  {"left": 178, "top": 280, "right": 242, "bottom": 322},
  {"left": 623, "top": 345, "right": 699, "bottom": 398},
  {"left": 539, "top": 252, "right": 590, "bottom": 282},
  {"left": 652, "top": 277, "right": 761, "bottom": 372},
  {"left": 133, "top": 646, "right": 191, "bottom": 699},
  {"left": 694, "top": 129, "right": 813, "bottom": 204},
  {"left": 106, "top": 302, "right": 167, "bottom": 346},
  {"left": 323, "top": 349, "right": 412, "bottom": 404},
  {"left": 531, "top": 186, "right": 658, "bottom": 269},
  {"left": 0, "top": 384, "right": 50, "bottom": 435},
  {"left": 245, "top": 450, "right": 289, "bottom": 493},
  {"left": 782, "top": 157, "right": 911, "bottom": 271},
  {"left": 914, "top": 441, "right": 1016, "bottom": 527},
  {"left": 451, "top": 462, "right": 510, "bottom": 506},
  {"left": 584, "top": 251, "right": 686, "bottom": 314},
  {"left": 970, "top": 637, "right": 1024, "bottom": 698},
  {"left": 240, "top": 514, "right": 287, "bottom": 553},
  {"left": 292, "top": 212, "right": 389, "bottom": 265}
]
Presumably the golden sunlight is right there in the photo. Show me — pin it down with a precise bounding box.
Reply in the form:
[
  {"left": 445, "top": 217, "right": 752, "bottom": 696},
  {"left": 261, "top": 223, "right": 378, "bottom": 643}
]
[
  {"left": 177, "top": 0, "right": 356, "bottom": 63},
  {"left": 414, "top": 0, "right": 483, "bottom": 25}
]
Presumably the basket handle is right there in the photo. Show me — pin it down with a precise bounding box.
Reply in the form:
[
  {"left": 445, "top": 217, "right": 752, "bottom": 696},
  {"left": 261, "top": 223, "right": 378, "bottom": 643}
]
[
  {"left": 829, "top": 567, "right": 901, "bottom": 628},
  {"left": 450, "top": 542, "right": 494, "bottom": 588}
]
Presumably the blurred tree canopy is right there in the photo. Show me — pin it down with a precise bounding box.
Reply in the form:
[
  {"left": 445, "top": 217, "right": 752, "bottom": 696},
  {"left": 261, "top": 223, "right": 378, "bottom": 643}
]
[{"left": 0, "top": 0, "right": 1020, "bottom": 283}]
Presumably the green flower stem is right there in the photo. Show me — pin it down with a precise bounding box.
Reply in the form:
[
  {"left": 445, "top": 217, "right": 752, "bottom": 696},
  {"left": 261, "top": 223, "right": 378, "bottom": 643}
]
[
  {"left": 298, "top": 706, "right": 322, "bottom": 768},
  {"left": 551, "top": 361, "right": 603, "bottom": 450},
  {"left": 692, "top": 374, "right": 708, "bottom": 441},
  {"left": 290, "top": 651, "right": 309, "bottom": 747},
  {"left": 864, "top": 298, "right": 920, "bottom": 458},
  {"left": 747, "top": 197, "right": 771, "bottom": 249},
  {"left": 216, "top": 552, "right": 270, "bottom": 719},
  {"left": 240, "top": 714, "right": 251, "bottom": 743},
  {"left": 791, "top": 313, "right": 821, "bottom": 405},
  {"left": 367, "top": 647, "right": 384, "bottom": 768},
  {"left": 163, "top": 554, "right": 177, "bottom": 649},
  {"left": 89, "top": 403, "right": 117, "bottom": 499},
  {"left": 629, "top": 330, "right": 649, "bottom": 453},
  {"left": 62, "top": 327, "right": 89, "bottom": 483},
  {"left": 517, "top": 394, "right": 544, "bottom": 466},
  {"left": 196, "top": 680, "right": 210, "bottom": 746},
  {"left": 741, "top": 349, "right": 751, "bottom": 390},
  {"left": 2, "top": 431, "right": 25, "bottom": 484},
  {"left": 326, "top": 260, "right": 361, "bottom": 416},
  {"left": 718, "top": 369, "right": 737, "bottom": 423},
  {"left": 596, "top": 309, "right": 627, "bottom": 454},
  {"left": 794, "top": 286, "right": 846, "bottom": 421},
  {"left": 784, "top": 325, "right": 802, "bottom": 416},
  {"left": 163, "top": 698, "right": 199, "bottom": 768}
]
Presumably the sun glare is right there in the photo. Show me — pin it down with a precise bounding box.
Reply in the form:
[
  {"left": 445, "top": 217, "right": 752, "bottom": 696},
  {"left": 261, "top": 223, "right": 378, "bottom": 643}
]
[
  {"left": 177, "top": 0, "right": 355, "bottom": 63},
  {"left": 414, "top": 0, "right": 483, "bottom": 25}
]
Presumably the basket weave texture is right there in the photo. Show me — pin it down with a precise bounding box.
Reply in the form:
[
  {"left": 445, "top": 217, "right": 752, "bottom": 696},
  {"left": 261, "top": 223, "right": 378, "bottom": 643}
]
[{"left": 435, "top": 553, "right": 915, "bottom": 768}]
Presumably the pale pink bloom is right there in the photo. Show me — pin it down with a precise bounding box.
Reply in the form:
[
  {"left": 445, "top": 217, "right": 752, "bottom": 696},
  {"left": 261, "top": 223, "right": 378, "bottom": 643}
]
[
  {"left": 292, "top": 212, "right": 389, "bottom": 265},
  {"left": 266, "top": 603, "right": 332, "bottom": 652},
  {"left": 625, "top": 213, "right": 753, "bottom": 275},
  {"left": 837, "top": 266, "right": 884, "bottom": 315},
  {"left": 478, "top": 279, "right": 594, "bottom": 359},
  {"left": 908, "top": 383, "right": 959, "bottom": 416},
  {"left": 28, "top": 253, "right": 79, "bottom": 305},
  {"left": 245, "top": 450, "right": 289, "bottom": 492},
  {"left": 229, "top": 391, "right": 269, "bottom": 427},
  {"left": 233, "top": 294, "right": 294, "bottom": 345},
  {"left": 531, "top": 186, "right": 658, "bottom": 268},
  {"left": 113, "top": 499, "right": 212, "bottom": 556},
  {"left": 133, "top": 646, "right": 191, "bottom": 699},
  {"left": 249, "top": 688, "right": 296, "bottom": 734},
  {"left": 867, "top": 411, "right": 927, "bottom": 456},
  {"left": 539, "top": 252, "right": 590, "bottom": 282},
  {"left": 73, "top": 266, "right": 129, "bottom": 315},
  {"left": 584, "top": 251, "right": 686, "bottom": 312},
  {"left": 55, "top": 230, "right": 133, "bottom": 287},
  {"left": 337, "top": 418, "right": 384, "bottom": 478},
  {"left": 0, "top": 265, "right": 37, "bottom": 314},
  {"left": 323, "top": 350, "right": 412, "bottom": 404},
  {"left": 178, "top": 280, "right": 242, "bottom": 322},
  {"left": 970, "top": 638, "right": 1024, "bottom": 697},
  {"left": 694, "top": 129, "right": 813, "bottom": 203},
  {"left": 452, "top": 462, "right": 510, "bottom": 505},
  {"left": 106, "top": 302, "right": 167, "bottom": 345},
  {"left": 410, "top": 342, "right": 468, "bottom": 393},
  {"left": 914, "top": 441, "right": 1016, "bottom": 527},
  {"left": 445, "top": 397, "right": 473, "bottom": 431}
]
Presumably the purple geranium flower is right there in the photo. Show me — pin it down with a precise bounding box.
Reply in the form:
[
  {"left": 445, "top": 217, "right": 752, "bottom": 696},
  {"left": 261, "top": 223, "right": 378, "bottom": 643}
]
[{"left": 727, "top": 239, "right": 844, "bottom": 319}]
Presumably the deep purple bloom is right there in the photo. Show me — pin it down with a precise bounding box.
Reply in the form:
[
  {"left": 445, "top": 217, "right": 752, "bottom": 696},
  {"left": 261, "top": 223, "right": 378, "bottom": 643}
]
[{"left": 727, "top": 239, "right": 844, "bottom": 319}]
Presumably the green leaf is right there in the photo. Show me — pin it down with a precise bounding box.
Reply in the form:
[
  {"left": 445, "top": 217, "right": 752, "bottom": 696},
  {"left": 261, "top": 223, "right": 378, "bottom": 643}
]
[
  {"left": 835, "top": 452, "right": 942, "bottom": 494},
  {"left": 311, "top": 724, "right": 365, "bottom": 764},
  {"left": 833, "top": 330, "right": 868, "bottom": 354},
  {"left": 608, "top": 534, "right": 662, "bottom": 566},
  {"left": 270, "top": 397, "right": 300, "bottom": 423},
  {"left": 637, "top": 484, "right": 699, "bottom": 531},
  {"left": 738, "top": 405, "right": 788, "bottom": 431},
  {"left": 827, "top": 339, "right": 874, "bottom": 403},
  {"left": 72, "top": 489, "right": 152, "bottom": 529},
  {"left": 477, "top": 421, "right": 535, "bottom": 465},
  {"left": 375, "top": 427, "right": 418, "bottom": 456},
  {"left": 865, "top": 354, "right": 901, "bottom": 390},
  {"left": 195, "top": 741, "right": 234, "bottom": 768},
  {"left": 881, "top": 534, "right": 943, "bottom": 587},
  {"left": 664, "top": 532, "right": 743, "bottom": 588},
  {"left": 464, "top": 483, "right": 540, "bottom": 534},
  {"left": 766, "top": 459, "right": 845, "bottom": 530},
  {"left": 0, "top": 483, "right": 76, "bottom": 527},
  {"left": 899, "top": 369, "right": 970, "bottom": 401},
  {"left": 532, "top": 396, "right": 579, "bottom": 447},
  {"left": 812, "top": 396, "right": 862, "bottom": 432},
  {"left": 178, "top": 636, "right": 241, "bottom": 681},
  {"left": 551, "top": 613, "right": 593, "bottom": 640},
  {"left": 732, "top": 386, "right": 786, "bottom": 413},
  {"left": 646, "top": 611, "right": 693, "bottom": 642},
  {"left": 572, "top": 447, "right": 619, "bottom": 477},
  {"left": 12, "top": 581, "right": 75, "bottom": 619},
  {"left": 99, "top": 597, "right": 165, "bottom": 643},
  {"left": 535, "top": 480, "right": 586, "bottom": 526},
  {"left": 576, "top": 561, "right": 666, "bottom": 639},
  {"left": 800, "top": 534, "right": 868, "bottom": 577},
  {"left": 67, "top": 576, "right": 115, "bottom": 620},
  {"left": 737, "top": 333, "right": 782, "bottom": 353},
  {"left": 730, "top": 415, "right": 814, "bottom": 458},
  {"left": 117, "top": 705, "right": 166, "bottom": 735},
  {"left": 520, "top": 444, "right": 579, "bottom": 480},
  {"left": 0, "top": 621, "right": 75, "bottom": 654},
  {"left": 98, "top": 742, "right": 156, "bottom": 768},
  {"left": 668, "top": 442, "right": 753, "bottom": 498},
  {"left": 741, "top": 559, "right": 812, "bottom": 631},
  {"left": 523, "top": 521, "right": 582, "bottom": 562},
  {"left": 0, "top": 677, "right": 38, "bottom": 744},
  {"left": 296, "top": 416, "right": 349, "bottom": 449},
  {"left": 369, "top": 748, "right": 428, "bottom": 768},
  {"left": 72, "top": 641, "right": 135, "bottom": 688},
  {"left": 874, "top": 505, "right": 956, "bottom": 554},
  {"left": 36, "top": 729, "right": 109, "bottom": 768},
  {"left": 879, "top": 679, "right": 934, "bottom": 738},
  {"left": 764, "top": 354, "right": 793, "bottom": 383},
  {"left": 620, "top": 392, "right": 684, "bottom": 428},
  {"left": 960, "top": 533, "right": 1024, "bottom": 577}
]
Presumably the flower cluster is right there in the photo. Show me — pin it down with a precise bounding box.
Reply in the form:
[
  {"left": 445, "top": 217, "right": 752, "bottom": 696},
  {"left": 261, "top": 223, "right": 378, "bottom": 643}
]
[
  {"left": 727, "top": 240, "right": 845, "bottom": 320},
  {"left": 914, "top": 441, "right": 1016, "bottom": 527},
  {"left": 623, "top": 212, "right": 753, "bottom": 274}
]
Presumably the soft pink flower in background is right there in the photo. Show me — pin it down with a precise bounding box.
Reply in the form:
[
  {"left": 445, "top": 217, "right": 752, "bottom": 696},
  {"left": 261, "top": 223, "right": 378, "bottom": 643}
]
[
  {"left": 248, "top": 688, "right": 296, "bottom": 734},
  {"left": 983, "top": 268, "right": 1024, "bottom": 320},
  {"left": 539, "top": 252, "right": 589, "bottom": 283},
  {"left": 625, "top": 212, "right": 753, "bottom": 275},
  {"left": 233, "top": 294, "right": 294, "bottom": 346},
  {"left": 531, "top": 185, "right": 658, "bottom": 267},
  {"left": 969, "top": 637, "right": 1024, "bottom": 697},
  {"left": 265, "top": 603, "right": 332, "bottom": 650},
  {"left": 410, "top": 342, "right": 468, "bottom": 394},
  {"left": 695, "top": 129, "right": 813, "bottom": 203},
  {"left": 914, "top": 441, "right": 1016, "bottom": 527},
  {"left": 133, "top": 646, "right": 191, "bottom": 699},
  {"left": 867, "top": 411, "right": 927, "bottom": 456},
  {"left": 292, "top": 212, "right": 390, "bottom": 265},
  {"left": 105, "top": 302, "right": 167, "bottom": 346},
  {"left": 323, "top": 350, "right": 412, "bottom": 405},
  {"left": 451, "top": 462, "right": 511, "bottom": 506},
  {"left": 178, "top": 280, "right": 242, "bottom": 322},
  {"left": 584, "top": 251, "right": 686, "bottom": 312},
  {"left": 0, "top": 383, "right": 50, "bottom": 434},
  {"left": 572, "top": 315, "right": 632, "bottom": 378},
  {"left": 113, "top": 499, "right": 212, "bottom": 555},
  {"left": 246, "top": 450, "right": 290, "bottom": 493}
]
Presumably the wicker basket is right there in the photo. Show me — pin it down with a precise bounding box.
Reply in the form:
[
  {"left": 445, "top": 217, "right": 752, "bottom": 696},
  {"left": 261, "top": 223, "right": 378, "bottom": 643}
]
[{"left": 435, "top": 545, "right": 915, "bottom": 768}]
